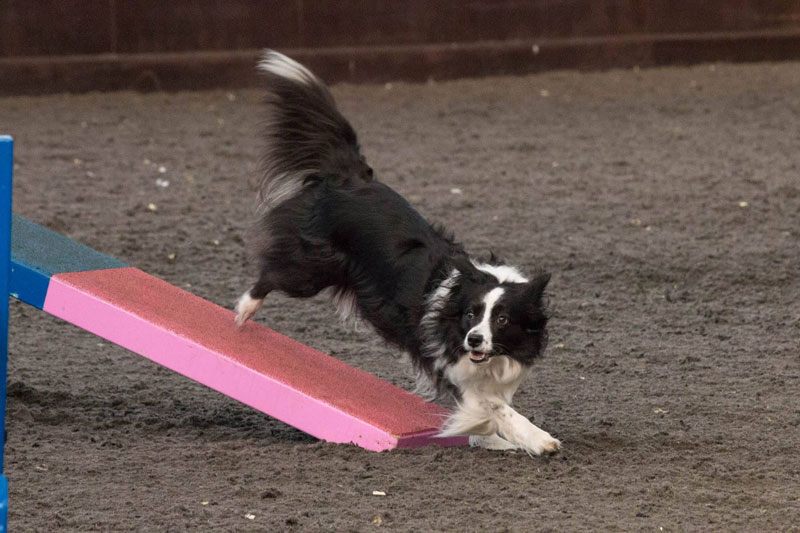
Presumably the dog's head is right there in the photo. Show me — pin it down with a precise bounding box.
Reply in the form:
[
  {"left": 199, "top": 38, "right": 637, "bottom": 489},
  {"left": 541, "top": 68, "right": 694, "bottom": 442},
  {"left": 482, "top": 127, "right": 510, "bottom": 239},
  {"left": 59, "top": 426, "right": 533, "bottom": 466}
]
[{"left": 450, "top": 266, "right": 550, "bottom": 366}]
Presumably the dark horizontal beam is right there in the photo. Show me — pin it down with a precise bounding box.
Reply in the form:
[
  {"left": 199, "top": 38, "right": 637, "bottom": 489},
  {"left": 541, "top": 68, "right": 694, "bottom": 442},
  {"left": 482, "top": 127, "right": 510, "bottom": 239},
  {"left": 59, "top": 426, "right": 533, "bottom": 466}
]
[
  {"left": 3, "top": 0, "right": 800, "bottom": 57},
  {"left": 2, "top": 30, "right": 800, "bottom": 95}
]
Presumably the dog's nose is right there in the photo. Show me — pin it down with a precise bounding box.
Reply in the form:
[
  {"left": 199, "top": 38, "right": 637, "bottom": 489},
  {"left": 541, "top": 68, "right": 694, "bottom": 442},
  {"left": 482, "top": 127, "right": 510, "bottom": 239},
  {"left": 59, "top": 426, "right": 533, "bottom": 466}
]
[{"left": 467, "top": 333, "right": 483, "bottom": 348}]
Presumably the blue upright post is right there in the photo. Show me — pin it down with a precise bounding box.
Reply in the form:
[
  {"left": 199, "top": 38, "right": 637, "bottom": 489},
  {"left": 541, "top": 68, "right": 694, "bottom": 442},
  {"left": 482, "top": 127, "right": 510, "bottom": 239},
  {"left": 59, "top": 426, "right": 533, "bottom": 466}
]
[{"left": 0, "top": 135, "right": 13, "bottom": 532}]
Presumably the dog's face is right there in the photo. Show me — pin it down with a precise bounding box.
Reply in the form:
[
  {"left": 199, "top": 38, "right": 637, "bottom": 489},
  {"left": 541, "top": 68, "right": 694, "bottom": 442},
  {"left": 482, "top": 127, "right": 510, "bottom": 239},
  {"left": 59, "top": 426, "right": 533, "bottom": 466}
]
[{"left": 457, "top": 273, "right": 550, "bottom": 365}]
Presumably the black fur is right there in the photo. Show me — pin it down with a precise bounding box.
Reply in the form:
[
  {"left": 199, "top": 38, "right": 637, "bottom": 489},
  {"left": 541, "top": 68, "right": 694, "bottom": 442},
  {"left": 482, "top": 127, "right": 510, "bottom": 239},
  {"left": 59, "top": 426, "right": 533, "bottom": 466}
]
[{"left": 242, "top": 51, "right": 550, "bottom": 401}]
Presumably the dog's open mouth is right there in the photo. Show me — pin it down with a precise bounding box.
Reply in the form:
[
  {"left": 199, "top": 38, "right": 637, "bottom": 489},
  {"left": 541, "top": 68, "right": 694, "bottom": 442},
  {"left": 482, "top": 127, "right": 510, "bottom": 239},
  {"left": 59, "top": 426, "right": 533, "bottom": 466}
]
[{"left": 468, "top": 351, "right": 490, "bottom": 363}]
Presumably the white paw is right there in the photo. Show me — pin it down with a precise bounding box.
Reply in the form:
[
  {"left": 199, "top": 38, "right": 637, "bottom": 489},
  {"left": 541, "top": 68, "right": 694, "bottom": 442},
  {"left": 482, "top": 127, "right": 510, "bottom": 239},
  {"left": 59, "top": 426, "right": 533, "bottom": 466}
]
[
  {"left": 234, "top": 292, "right": 263, "bottom": 327},
  {"left": 523, "top": 432, "right": 561, "bottom": 456}
]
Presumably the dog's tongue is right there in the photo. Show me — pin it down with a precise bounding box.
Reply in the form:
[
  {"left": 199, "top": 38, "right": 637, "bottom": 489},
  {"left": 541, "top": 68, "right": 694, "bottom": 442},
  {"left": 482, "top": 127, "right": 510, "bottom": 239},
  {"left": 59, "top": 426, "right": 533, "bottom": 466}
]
[{"left": 469, "top": 352, "right": 488, "bottom": 362}]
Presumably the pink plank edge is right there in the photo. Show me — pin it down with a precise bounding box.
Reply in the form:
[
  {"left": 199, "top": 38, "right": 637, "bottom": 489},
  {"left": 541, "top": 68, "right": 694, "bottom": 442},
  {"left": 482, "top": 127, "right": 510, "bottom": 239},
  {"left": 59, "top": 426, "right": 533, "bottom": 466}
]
[{"left": 43, "top": 268, "right": 468, "bottom": 451}]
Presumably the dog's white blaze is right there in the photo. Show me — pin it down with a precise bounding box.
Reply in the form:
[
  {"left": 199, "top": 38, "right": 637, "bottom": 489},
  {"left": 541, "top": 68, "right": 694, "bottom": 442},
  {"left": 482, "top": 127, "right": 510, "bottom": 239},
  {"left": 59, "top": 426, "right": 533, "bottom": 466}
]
[
  {"left": 472, "top": 261, "right": 528, "bottom": 284},
  {"left": 465, "top": 287, "right": 505, "bottom": 353},
  {"left": 258, "top": 50, "right": 317, "bottom": 85}
]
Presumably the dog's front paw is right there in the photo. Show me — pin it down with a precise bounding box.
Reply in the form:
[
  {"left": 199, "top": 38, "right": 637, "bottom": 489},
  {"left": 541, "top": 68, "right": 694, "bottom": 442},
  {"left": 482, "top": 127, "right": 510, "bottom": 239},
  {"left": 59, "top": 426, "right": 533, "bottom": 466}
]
[
  {"left": 525, "top": 432, "right": 561, "bottom": 456},
  {"left": 536, "top": 434, "right": 562, "bottom": 455}
]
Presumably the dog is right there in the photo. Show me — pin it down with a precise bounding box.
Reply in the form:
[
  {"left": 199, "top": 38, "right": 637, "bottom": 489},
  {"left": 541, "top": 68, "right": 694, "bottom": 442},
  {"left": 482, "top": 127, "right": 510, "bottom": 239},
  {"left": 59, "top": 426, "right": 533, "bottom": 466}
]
[{"left": 235, "top": 50, "right": 560, "bottom": 456}]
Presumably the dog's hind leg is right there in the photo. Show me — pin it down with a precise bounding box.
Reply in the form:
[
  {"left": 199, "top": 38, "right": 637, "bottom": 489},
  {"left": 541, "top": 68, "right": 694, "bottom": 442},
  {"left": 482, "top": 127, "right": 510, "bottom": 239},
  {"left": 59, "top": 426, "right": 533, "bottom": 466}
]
[{"left": 235, "top": 278, "right": 273, "bottom": 327}]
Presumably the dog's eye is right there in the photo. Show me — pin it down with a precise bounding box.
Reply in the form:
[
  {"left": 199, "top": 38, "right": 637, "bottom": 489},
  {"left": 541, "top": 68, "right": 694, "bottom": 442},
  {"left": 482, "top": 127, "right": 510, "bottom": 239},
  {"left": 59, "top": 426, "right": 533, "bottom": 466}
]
[
  {"left": 466, "top": 311, "right": 475, "bottom": 320},
  {"left": 496, "top": 315, "right": 508, "bottom": 326}
]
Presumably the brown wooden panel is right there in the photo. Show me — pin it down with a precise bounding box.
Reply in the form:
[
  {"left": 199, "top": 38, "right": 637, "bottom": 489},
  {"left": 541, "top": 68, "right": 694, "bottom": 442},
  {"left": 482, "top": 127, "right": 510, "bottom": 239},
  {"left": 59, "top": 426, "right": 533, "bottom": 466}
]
[
  {"left": 638, "top": 0, "right": 800, "bottom": 35},
  {"left": 111, "top": 1, "right": 800, "bottom": 49},
  {"left": 2, "top": 0, "right": 800, "bottom": 94},
  {"left": 292, "top": 1, "right": 562, "bottom": 47},
  {"left": 3, "top": 1, "right": 800, "bottom": 57},
  {"left": 3, "top": 31, "right": 800, "bottom": 95},
  {"left": 0, "top": 51, "right": 261, "bottom": 94},
  {"left": 113, "top": 0, "right": 302, "bottom": 53},
  {"left": 0, "top": 0, "right": 114, "bottom": 57},
  {"left": 110, "top": 0, "right": 570, "bottom": 52}
]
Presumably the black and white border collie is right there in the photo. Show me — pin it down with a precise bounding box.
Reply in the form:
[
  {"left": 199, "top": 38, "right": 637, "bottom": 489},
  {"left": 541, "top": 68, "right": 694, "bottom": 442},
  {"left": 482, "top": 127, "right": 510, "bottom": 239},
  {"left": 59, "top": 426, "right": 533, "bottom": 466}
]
[{"left": 235, "top": 50, "right": 560, "bottom": 456}]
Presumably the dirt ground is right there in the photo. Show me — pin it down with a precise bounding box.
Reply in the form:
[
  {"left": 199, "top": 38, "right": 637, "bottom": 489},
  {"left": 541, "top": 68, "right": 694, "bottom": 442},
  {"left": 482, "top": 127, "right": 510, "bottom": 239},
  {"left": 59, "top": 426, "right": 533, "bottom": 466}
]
[{"left": 1, "top": 61, "right": 798, "bottom": 531}]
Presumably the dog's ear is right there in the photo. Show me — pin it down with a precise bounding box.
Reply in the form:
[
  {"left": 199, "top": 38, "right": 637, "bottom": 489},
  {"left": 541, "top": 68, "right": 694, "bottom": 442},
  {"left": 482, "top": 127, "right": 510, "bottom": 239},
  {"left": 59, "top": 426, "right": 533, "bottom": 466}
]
[
  {"left": 361, "top": 161, "right": 374, "bottom": 181},
  {"left": 525, "top": 272, "right": 551, "bottom": 300}
]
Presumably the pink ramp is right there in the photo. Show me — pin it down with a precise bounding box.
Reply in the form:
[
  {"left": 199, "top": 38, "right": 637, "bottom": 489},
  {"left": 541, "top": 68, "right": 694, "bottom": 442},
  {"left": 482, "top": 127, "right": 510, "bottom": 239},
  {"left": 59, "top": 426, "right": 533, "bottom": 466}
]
[{"left": 43, "top": 267, "right": 467, "bottom": 451}]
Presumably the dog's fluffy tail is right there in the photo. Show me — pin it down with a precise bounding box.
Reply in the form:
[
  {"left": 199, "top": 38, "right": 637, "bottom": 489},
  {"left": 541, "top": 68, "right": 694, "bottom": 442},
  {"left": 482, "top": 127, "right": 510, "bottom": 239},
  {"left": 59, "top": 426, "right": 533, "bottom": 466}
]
[{"left": 256, "top": 50, "right": 373, "bottom": 215}]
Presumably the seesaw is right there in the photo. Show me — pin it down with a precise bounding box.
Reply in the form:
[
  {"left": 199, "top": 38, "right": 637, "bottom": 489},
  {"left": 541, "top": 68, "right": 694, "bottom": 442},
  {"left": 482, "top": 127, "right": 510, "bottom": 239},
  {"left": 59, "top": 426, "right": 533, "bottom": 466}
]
[
  {"left": 0, "top": 137, "right": 466, "bottom": 455},
  {"left": 9, "top": 215, "right": 469, "bottom": 450}
]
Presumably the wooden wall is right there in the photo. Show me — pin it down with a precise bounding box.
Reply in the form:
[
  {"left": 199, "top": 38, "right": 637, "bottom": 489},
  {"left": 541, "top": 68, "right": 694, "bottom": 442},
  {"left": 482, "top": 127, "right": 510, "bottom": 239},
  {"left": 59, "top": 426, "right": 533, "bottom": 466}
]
[{"left": 2, "top": 1, "right": 800, "bottom": 94}]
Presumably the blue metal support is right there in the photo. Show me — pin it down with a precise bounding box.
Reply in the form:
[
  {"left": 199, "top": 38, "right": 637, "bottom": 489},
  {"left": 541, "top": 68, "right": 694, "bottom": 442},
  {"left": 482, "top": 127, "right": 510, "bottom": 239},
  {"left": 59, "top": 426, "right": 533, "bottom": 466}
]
[{"left": 0, "top": 135, "right": 13, "bottom": 532}]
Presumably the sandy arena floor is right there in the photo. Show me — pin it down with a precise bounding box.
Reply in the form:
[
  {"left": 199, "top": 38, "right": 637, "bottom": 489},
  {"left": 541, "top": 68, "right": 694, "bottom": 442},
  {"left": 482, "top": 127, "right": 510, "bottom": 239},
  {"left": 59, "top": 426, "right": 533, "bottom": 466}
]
[{"left": 1, "top": 61, "right": 799, "bottom": 531}]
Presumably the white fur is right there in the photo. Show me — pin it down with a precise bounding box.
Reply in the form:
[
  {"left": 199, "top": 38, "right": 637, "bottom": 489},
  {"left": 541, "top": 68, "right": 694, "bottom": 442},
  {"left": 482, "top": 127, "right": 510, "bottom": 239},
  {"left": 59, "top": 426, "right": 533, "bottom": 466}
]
[
  {"left": 234, "top": 291, "right": 264, "bottom": 326},
  {"left": 256, "top": 172, "right": 307, "bottom": 216},
  {"left": 465, "top": 287, "right": 505, "bottom": 353},
  {"left": 444, "top": 396, "right": 561, "bottom": 456},
  {"left": 322, "top": 286, "right": 360, "bottom": 325},
  {"left": 255, "top": 51, "right": 323, "bottom": 217},
  {"left": 423, "top": 269, "right": 461, "bottom": 319},
  {"left": 440, "top": 355, "right": 560, "bottom": 456},
  {"left": 469, "top": 434, "right": 519, "bottom": 451},
  {"left": 487, "top": 401, "right": 560, "bottom": 456},
  {"left": 472, "top": 261, "right": 528, "bottom": 283},
  {"left": 412, "top": 366, "right": 439, "bottom": 401},
  {"left": 419, "top": 269, "right": 461, "bottom": 360},
  {"left": 258, "top": 50, "right": 318, "bottom": 86},
  {"left": 415, "top": 268, "right": 461, "bottom": 400},
  {"left": 445, "top": 354, "right": 528, "bottom": 404}
]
